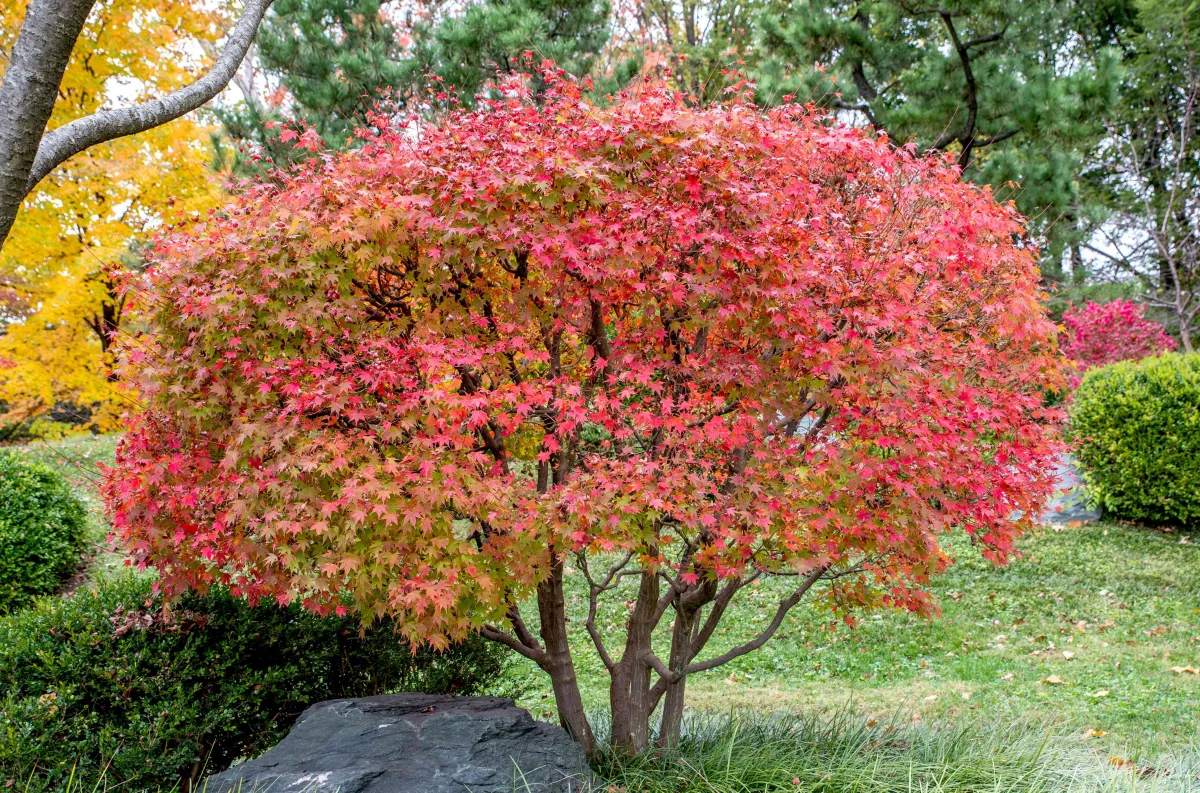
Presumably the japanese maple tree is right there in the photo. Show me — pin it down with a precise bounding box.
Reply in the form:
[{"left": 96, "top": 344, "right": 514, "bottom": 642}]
[
  {"left": 104, "top": 74, "right": 1065, "bottom": 754},
  {"left": 1061, "top": 299, "right": 1177, "bottom": 371}
]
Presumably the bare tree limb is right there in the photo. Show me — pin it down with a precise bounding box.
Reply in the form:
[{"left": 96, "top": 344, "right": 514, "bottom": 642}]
[
  {"left": 505, "top": 603, "right": 542, "bottom": 656},
  {"left": 481, "top": 624, "right": 546, "bottom": 664},
  {"left": 642, "top": 650, "right": 672, "bottom": 679},
  {"left": 681, "top": 565, "right": 826, "bottom": 676},
  {"left": 933, "top": 10, "right": 979, "bottom": 167},
  {"left": 27, "top": 0, "right": 273, "bottom": 193},
  {"left": 578, "top": 551, "right": 634, "bottom": 670},
  {"left": 972, "top": 128, "right": 1019, "bottom": 147},
  {"left": 964, "top": 30, "right": 1005, "bottom": 49}
]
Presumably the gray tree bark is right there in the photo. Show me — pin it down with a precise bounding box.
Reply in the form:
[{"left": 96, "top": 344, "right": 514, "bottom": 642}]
[
  {"left": 0, "top": 0, "right": 274, "bottom": 250},
  {"left": 0, "top": 0, "right": 94, "bottom": 251}
]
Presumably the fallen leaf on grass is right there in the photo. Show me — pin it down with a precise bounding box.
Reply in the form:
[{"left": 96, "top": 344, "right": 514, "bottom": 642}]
[
  {"left": 1041, "top": 675, "right": 1066, "bottom": 685},
  {"left": 1000, "top": 672, "right": 1015, "bottom": 681},
  {"left": 1090, "top": 690, "right": 1110, "bottom": 698},
  {"left": 1170, "top": 665, "right": 1199, "bottom": 675},
  {"left": 1109, "top": 757, "right": 1167, "bottom": 779},
  {"left": 1089, "top": 730, "right": 1107, "bottom": 738},
  {"left": 1062, "top": 651, "right": 1075, "bottom": 660}
]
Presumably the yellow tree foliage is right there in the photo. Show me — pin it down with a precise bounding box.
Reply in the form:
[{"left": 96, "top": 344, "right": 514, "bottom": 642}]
[{"left": 0, "top": 0, "right": 232, "bottom": 435}]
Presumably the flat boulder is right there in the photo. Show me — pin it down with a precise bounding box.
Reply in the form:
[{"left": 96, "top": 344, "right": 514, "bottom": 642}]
[{"left": 204, "top": 694, "right": 591, "bottom": 793}]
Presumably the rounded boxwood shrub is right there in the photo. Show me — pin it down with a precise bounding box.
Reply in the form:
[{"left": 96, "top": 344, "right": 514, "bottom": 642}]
[
  {"left": 1068, "top": 353, "right": 1200, "bottom": 526},
  {"left": 0, "top": 576, "right": 508, "bottom": 792},
  {"left": 0, "top": 450, "right": 88, "bottom": 614}
]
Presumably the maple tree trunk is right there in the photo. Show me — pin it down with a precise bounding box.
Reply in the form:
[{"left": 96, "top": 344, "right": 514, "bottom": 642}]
[
  {"left": 608, "top": 571, "right": 659, "bottom": 754},
  {"left": 657, "top": 608, "right": 698, "bottom": 747},
  {"left": 536, "top": 563, "right": 595, "bottom": 754}
]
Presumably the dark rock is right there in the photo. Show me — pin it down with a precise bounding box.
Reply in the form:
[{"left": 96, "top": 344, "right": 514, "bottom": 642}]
[{"left": 204, "top": 694, "right": 592, "bottom": 793}]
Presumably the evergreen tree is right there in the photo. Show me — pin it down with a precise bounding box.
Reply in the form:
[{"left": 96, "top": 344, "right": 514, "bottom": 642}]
[
  {"left": 256, "top": 0, "right": 409, "bottom": 144},
  {"left": 405, "top": 0, "right": 615, "bottom": 106},
  {"left": 754, "top": 0, "right": 1123, "bottom": 277},
  {"left": 215, "top": 0, "right": 614, "bottom": 166},
  {"left": 629, "top": 0, "right": 773, "bottom": 104}
]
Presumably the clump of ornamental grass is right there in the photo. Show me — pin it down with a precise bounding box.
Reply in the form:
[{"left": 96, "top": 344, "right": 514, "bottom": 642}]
[{"left": 593, "top": 711, "right": 1200, "bottom": 793}]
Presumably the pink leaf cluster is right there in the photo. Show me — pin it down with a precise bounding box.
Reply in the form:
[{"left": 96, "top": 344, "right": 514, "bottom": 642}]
[
  {"left": 103, "top": 80, "right": 1065, "bottom": 647},
  {"left": 1061, "top": 299, "right": 1177, "bottom": 371}
]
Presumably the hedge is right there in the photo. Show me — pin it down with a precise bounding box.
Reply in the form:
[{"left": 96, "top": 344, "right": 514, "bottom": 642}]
[
  {"left": 0, "top": 450, "right": 88, "bottom": 614},
  {"left": 1068, "top": 352, "right": 1200, "bottom": 526},
  {"left": 0, "top": 576, "right": 508, "bottom": 792}
]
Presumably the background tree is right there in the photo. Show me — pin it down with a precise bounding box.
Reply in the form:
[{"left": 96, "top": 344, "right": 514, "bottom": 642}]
[
  {"left": 618, "top": 0, "right": 768, "bottom": 104},
  {"left": 105, "top": 80, "right": 1064, "bottom": 755},
  {"left": 217, "top": 0, "right": 614, "bottom": 165},
  {"left": 240, "top": 0, "right": 410, "bottom": 147},
  {"left": 754, "top": 0, "right": 1122, "bottom": 277},
  {"left": 403, "top": 0, "right": 614, "bottom": 106},
  {"left": 0, "top": 0, "right": 241, "bottom": 433},
  {"left": 0, "top": 0, "right": 272, "bottom": 250},
  {"left": 1086, "top": 0, "right": 1200, "bottom": 351}
]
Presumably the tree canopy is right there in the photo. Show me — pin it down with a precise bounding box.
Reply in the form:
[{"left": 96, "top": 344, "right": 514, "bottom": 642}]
[
  {"left": 217, "top": 0, "right": 615, "bottom": 166},
  {"left": 104, "top": 77, "right": 1065, "bottom": 753}
]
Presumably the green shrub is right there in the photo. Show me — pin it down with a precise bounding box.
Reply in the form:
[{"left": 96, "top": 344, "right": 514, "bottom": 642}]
[
  {"left": 0, "top": 450, "right": 88, "bottom": 614},
  {"left": 1068, "top": 353, "right": 1200, "bottom": 526},
  {"left": 0, "top": 576, "right": 508, "bottom": 792}
]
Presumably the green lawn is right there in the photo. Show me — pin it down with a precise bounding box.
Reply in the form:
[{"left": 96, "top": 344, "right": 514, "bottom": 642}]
[
  {"left": 16, "top": 435, "right": 1200, "bottom": 754},
  {"left": 504, "top": 524, "right": 1200, "bottom": 753}
]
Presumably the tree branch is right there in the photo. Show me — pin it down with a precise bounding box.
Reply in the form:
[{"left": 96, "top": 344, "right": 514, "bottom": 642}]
[
  {"left": 972, "top": 128, "right": 1019, "bottom": 148},
  {"left": 687, "top": 576, "right": 746, "bottom": 658},
  {"left": 481, "top": 624, "right": 546, "bottom": 664},
  {"left": 642, "top": 650, "right": 672, "bottom": 679},
  {"left": 928, "top": 10, "right": 981, "bottom": 167},
  {"left": 963, "top": 30, "right": 1005, "bottom": 49},
  {"left": 681, "top": 565, "right": 826, "bottom": 676},
  {"left": 505, "top": 603, "right": 542, "bottom": 656},
  {"left": 578, "top": 552, "right": 635, "bottom": 670},
  {"left": 24, "top": 0, "right": 275, "bottom": 195}
]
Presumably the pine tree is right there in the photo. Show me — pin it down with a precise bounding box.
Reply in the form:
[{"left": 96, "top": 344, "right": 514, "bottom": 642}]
[
  {"left": 216, "top": 0, "right": 614, "bottom": 165},
  {"left": 256, "top": 0, "right": 410, "bottom": 144},
  {"left": 626, "top": 0, "right": 770, "bottom": 105},
  {"left": 405, "top": 0, "right": 614, "bottom": 106},
  {"left": 755, "top": 0, "right": 1123, "bottom": 277}
]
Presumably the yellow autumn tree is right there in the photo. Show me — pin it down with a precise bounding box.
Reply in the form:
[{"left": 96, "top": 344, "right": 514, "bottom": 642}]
[{"left": 0, "top": 0, "right": 232, "bottom": 437}]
